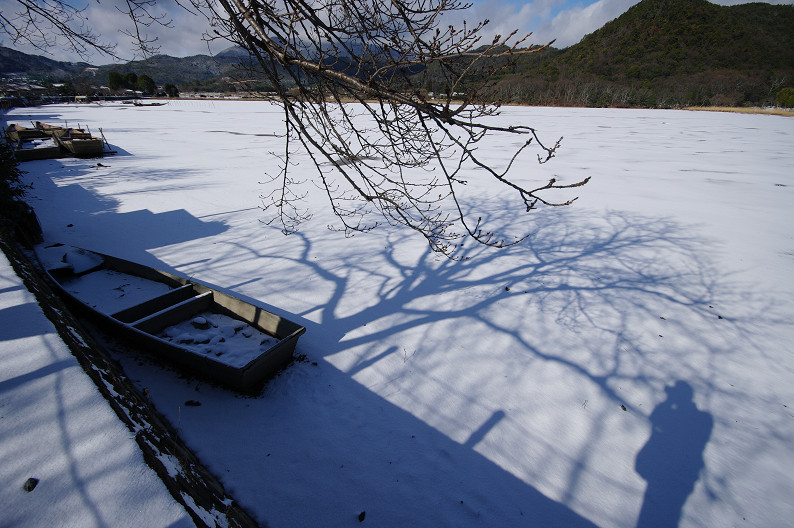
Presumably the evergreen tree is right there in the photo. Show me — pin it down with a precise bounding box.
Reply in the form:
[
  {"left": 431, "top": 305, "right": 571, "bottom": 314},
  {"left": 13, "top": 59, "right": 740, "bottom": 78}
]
[
  {"left": 137, "top": 74, "right": 156, "bottom": 95},
  {"left": 108, "top": 70, "right": 124, "bottom": 91},
  {"left": 123, "top": 72, "right": 138, "bottom": 89},
  {"left": 163, "top": 83, "right": 179, "bottom": 98},
  {"left": 777, "top": 87, "right": 794, "bottom": 108}
]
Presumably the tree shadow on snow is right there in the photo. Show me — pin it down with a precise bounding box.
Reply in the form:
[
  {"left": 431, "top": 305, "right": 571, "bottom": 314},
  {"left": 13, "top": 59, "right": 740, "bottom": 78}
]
[
  {"left": 79, "top": 200, "right": 775, "bottom": 526},
  {"left": 116, "top": 198, "right": 780, "bottom": 528}
]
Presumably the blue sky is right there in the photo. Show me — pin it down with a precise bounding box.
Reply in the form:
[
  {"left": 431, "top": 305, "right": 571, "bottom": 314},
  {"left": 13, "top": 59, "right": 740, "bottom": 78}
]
[
  {"left": 461, "top": 0, "right": 794, "bottom": 49},
  {"left": 1, "top": 0, "right": 793, "bottom": 63}
]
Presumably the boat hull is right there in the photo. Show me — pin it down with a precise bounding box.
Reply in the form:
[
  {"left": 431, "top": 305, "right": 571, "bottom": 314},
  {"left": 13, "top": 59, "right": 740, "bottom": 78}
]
[
  {"left": 5, "top": 124, "right": 48, "bottom": 142},
  {"left": 35, "top": 121, "right": 91, "bottom": 139},
  {"left": 53, "top": 135, "right": 104, "bottom": 157},
  {"left": 12, "top": 143, "right": 65, "bottom": 161},
  {"left": 39, "top": 246, "right": 306, "bottom": 392}
]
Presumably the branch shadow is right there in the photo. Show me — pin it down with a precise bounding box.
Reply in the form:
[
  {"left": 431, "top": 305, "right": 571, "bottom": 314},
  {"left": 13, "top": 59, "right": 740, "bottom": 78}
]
[
  {"left": 0, "top": 301, "right": 193, "bottom": 527},
  {"left": 113, "top": 201, "right": 779, "bottom": 527},
  {"left": 20, "top": 147, "right": 779, "bottom": 526}
]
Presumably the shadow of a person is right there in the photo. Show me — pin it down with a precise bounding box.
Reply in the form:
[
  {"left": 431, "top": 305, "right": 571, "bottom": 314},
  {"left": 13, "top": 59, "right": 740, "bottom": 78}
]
[{"left": 635, "top": 381, "right": 713, "bottom": 528}]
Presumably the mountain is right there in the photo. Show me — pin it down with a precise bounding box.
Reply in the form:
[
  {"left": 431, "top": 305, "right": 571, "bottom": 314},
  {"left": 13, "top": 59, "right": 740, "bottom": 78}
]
[
  {"left": 3, "top": 0, "right": 793, "bottom": 107},
  {"left": 0, "top": 47, "right": 91, "bottom": 78},
  {"left": 489, "top": 0, "right": 794, "bottom": 107},
  {"left": 92, "top": 53, "right": 250, "bottom": 87},
  {"left": 0, "top": 46, "right": 259, "bottom": 89},
  {"left": 215, "top": 45, "right": 252, "bottom": 59}
]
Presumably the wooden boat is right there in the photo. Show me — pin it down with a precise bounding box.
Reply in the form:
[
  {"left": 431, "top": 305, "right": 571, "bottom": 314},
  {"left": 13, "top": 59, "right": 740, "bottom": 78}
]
[
  {"left": 11, "top": 137, "right": 66, "bottom": 162},
  {"left": 37, "top": 245, "right": 306, "bottom": 392},
  {"left": 34, "top": 121, "right": 70, "bottom": 137},
  {"left": 5, "top": 123, "right": 48, "bottom": 142},
  {"left": 53, "top": 132, "right": 105, "bottom": 157},
  {"left": 36, "top": 121, "right": 94, "bottom": 139}
]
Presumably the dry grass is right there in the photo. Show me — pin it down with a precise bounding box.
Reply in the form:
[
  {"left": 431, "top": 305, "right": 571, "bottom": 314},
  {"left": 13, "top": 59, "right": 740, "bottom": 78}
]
[{"left": 685, "top": 106, "right": 794, "bottom": 117}]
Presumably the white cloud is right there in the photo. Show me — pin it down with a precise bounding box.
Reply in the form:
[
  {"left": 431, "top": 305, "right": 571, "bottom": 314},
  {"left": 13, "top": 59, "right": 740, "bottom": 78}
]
[
  {"left": 3, "top": 0, "right": 793, "bottom": 63},
  {"left": 1, "top": 0, "right": 219, "bottom": 63},
  {"left": 83, "top": 0, "right": 223, "bottom": 62},
  {"left": 435, "top": 0, "right": 639, "bottom": 49},
  {"left": 538, "top": 0, "right": 639, "bottom": 47},
  {"left": 439, "top": 0, "right": 570, "bottom": 47}
]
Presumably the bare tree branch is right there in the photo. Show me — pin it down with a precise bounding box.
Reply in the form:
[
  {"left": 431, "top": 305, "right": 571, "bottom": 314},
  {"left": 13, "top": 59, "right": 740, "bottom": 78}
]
[
  {"left": 1, "top": 0, "right": 171, "bottom": 59},
  {"left": 194, "top": 0, "right": 589, "bottom": 256},
  {"left": 116, "top": 0, "right": 174, "bottom": 57},
  {"left": 3, "top": 0, "right": 589, "bottom": 256}
]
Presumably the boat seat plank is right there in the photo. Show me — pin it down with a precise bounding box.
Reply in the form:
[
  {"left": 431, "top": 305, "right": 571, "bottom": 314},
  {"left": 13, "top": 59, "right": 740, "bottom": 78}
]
[
  {"left": 112, "top": 284, "right": 197, "bottom": 323},
  {"left": 131, "top": 291, "right": 213, "bottom": 334}
]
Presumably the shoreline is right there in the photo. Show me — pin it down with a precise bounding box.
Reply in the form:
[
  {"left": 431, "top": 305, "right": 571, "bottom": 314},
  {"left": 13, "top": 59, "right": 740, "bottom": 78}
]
[
  {"left": 11, "top": 95, "right": 793, "bottom": 117},
  {"left": 684, "top": 106, "right": 794, "bottom": 117}
]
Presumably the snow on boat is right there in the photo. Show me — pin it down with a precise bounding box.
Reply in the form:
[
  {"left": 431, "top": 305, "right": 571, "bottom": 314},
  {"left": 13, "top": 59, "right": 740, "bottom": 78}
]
[
  {"left": 37, "top": 244, "right": 306, "bottom": 392},
  {"left": 5, "top": 123, "right": 64, "bottom": 161},
  {"left": 5, "top": 122, "right": 107, "bottom": 160},
  {"left": 11, "top": 137, "right": 65, "bottom": 161},
  {"left": 34, "top": 121, "right": 106, "bottom": 157}
]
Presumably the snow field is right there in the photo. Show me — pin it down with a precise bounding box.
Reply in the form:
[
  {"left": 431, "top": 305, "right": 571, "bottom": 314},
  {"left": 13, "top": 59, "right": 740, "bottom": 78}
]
[{"left": 6, "top": 101, "right": 794, "bottom": 527}]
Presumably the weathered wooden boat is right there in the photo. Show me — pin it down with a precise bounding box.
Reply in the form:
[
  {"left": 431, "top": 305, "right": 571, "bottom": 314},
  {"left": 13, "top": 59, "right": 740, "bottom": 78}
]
[
  {"left": 37, "top": 244, "right": 306, "bottom": 392},
  {"left": 35, "top": 121, "right": 93, "bottom": 139},
  {"left": 34, "top": 121, "right": 66, "bottom": 136},
  {"left": 5, "top": 123, "right": 48, "bottom": 142},
  {"left": 11, "top": 137, "right": 66, "bottom": 162},
  {"left": 53, "top": 132, "right": 105, "bottom": 157}
]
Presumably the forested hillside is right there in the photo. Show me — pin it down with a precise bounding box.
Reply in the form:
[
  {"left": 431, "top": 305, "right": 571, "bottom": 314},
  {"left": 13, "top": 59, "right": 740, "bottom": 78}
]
[{"left": 486, "top": 0, "right": 794, "bottom": 107}]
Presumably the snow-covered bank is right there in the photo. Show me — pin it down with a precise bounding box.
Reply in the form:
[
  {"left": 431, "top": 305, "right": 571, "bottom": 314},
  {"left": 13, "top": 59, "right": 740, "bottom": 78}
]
[
  {"left": 0, "top": 249, "right": 194, "bottom": 527},
  {"left": 5, "top": 101, "right": 794, "bottom": 527}
]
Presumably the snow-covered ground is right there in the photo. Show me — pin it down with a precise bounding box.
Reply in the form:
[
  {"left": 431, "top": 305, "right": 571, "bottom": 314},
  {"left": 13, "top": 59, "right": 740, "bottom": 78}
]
[
  {"left": 0, "top": 252, "right": 194, "bottom": 526},
  {"left": 3, "top": 101, "right": 793, "bottom": 527}
]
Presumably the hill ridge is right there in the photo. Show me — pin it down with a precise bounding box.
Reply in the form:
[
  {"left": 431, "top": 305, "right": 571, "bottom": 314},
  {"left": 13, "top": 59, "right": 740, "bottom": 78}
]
[
  {"left": 3, "top": 0, "right": 794, "bottom": 107},
  {"left": 488, "top": 0, "right": 794, "bottom": 106}
]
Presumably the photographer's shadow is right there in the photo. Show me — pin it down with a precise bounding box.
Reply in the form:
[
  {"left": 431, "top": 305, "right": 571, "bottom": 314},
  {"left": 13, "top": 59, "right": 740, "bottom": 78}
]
[{"left": 635, "top": 381, "right": 713, "bottom": 527}]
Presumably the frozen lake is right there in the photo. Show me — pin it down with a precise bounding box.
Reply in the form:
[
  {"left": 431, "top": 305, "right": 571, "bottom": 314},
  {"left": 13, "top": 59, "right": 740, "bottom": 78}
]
[{"left": 6, "top": 101, "right": 794, "bottom": 527}]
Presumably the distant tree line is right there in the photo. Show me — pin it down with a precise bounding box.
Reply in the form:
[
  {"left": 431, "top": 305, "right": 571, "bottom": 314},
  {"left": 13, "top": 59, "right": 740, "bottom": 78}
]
[
  {"left": 108, "top": 71, "right": 149, "bottom": 93},
  {"left": 107, "top": 70, "right": 178, "bottom": 97}
]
